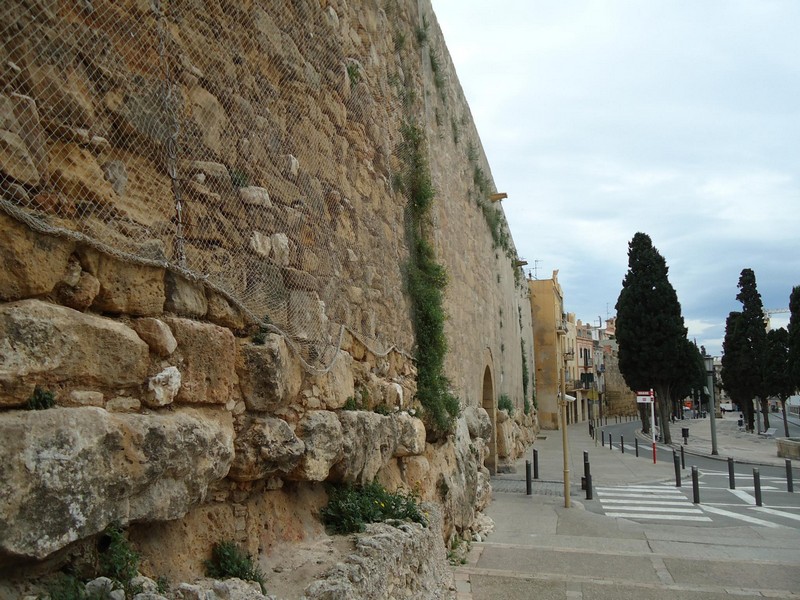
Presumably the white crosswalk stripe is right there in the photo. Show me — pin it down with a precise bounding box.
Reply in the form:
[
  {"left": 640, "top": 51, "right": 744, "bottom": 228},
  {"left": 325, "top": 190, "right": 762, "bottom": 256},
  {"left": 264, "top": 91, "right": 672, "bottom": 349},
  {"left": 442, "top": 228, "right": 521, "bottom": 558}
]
[{"left": 595, "top": 485, "right": 712, "bottom": 523}]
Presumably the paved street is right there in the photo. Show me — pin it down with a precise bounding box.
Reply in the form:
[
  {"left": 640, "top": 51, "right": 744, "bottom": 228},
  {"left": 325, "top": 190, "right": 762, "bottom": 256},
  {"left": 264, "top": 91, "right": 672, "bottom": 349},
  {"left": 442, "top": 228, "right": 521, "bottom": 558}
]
[{"left": 452, "top": 415, "right": 800, "bottom": 599}]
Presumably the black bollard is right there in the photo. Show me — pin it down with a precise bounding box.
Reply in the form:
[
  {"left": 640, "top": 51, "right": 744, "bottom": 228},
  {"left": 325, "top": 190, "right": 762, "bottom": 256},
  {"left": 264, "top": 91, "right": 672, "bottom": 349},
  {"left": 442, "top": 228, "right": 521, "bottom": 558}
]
[
  {"left": 680, "top": 444, "right": 685, "bottom": 469},
  {"left": 621, "top": 435, "right": 625, "bottom": 453},
  {"left": 609, "top": 434, "right": 613, "bottom": 451},
  {"left": 635, "top": 437, "right": 639, "bottom": 457},
  {"left": 526, "top": 460, "right": 532, "bottom": 495},
  {"left": 673, "top": 451, "right": 681, "bottom": 487},
  {"left": 601, "top": 431, "right": 605, "bottom": 447},
  {"left": 691, "top": 466, "right": 700, "bottom": 504},
  {"left": 728, "top": 457, "right": 736, "bottom": 490},
  {"left": 754, "top": 468, "right": 762, "bottom": 506},
  {"left": 533, "top": 448, "right": 539, "bottom": 480},
  {"left": 584, "top": 451, "right": 593, "bottom": 500},
  {"left": 786, "top": 459, "right": 794, "bottom": 493}
]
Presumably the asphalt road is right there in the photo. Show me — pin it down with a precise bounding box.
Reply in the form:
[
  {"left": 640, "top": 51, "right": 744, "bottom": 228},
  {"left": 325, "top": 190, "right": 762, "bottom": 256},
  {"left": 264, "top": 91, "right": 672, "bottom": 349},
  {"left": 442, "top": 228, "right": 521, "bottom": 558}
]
[{"left": 586, "top": 419, "right": 800, "bottom": 529}]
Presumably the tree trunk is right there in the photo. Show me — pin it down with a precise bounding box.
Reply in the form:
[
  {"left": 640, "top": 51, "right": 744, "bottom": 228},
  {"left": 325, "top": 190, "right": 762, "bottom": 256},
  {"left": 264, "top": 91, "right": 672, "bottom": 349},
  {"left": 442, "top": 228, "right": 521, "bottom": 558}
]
[
  {"left": 639, "top": 403, "right": 650, "bottom": 434},
  {"left": 760, "top": 398, "right": 770, "bottom": 430},
  {"left": 655, "top": 386, "right": 671, "bottom": 444},
  {"left": 781, "top": 399, "right": 790, "bottom": 437},
  {"left": 743, "top": 399, "right": 755, "bottom": 432}
]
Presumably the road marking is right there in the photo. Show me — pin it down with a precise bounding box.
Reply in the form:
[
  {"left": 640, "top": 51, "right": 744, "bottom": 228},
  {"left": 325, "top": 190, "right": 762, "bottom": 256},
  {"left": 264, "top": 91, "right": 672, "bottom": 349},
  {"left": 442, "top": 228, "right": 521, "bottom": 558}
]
[
  {"left": 728, "top": 489, "right": 757, "bottom": 504},
  {"left": 603, "top": 505, "right": 705, "bottom": 514},
  {"left": 597, "top": 486, "right": 683, "bottom": 493},
  {"left": 699, "top": 505, "right": 783, "bottom": 527},
  {"left": 751, "top": 507, "right": 800, "bottom": 522},
  {"left": 604, "top": 512, "right": 712, "bottom": 522},
  {"left": 597, "top": 492, "right": 685, "bottom": 500},
  {"left": 600, "top": 499, "right": 689, "bottom": 506}
]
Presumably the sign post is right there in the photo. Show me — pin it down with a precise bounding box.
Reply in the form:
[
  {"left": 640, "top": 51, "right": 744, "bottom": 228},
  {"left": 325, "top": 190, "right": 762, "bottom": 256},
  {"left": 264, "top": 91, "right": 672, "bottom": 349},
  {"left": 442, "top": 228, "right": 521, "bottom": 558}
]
[{"left": 637, "top": 389, "right": 656, "bottom": 463}]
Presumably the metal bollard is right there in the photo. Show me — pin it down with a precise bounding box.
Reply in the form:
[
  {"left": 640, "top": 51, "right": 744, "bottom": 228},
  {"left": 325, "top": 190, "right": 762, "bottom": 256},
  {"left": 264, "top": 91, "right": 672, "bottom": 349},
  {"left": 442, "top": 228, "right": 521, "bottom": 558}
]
[
  {"left": 533, "top": 448, "right": 540, "bottom": 480},
  {"left": 609, "top": 434, "right": 613, "bottom": 451},
  {"left": 728, "top": 457, "right": 736, "bottom": 489},
  {"left": 691, "top": 466, "right": 700, "bottom": 504},
  {"left": 754, "top": 468, "right": 762, "bottom": 506},
  {"left": 621, "top": 435, "right": 624, "bottom": 453},
  {"left": 526, "top": 460, "right": 532, "bottom": 495},
  {"left": 673, "top": 451, "right": 681, "bottom": 487},
  {"left": 680, "top": 445, "right": 685, "bottom": 469},
  {"left": 786, "top": 459, "right": 793, "bottom": 493},
  {"left": 601, "top": 431, "right": 605, "bottom": 447},
  {"left": 635, "top": 437, "right": 639, "bottom": 457},
  {"left": 584, "top": 451, "right": 593, "bottom": 500}
]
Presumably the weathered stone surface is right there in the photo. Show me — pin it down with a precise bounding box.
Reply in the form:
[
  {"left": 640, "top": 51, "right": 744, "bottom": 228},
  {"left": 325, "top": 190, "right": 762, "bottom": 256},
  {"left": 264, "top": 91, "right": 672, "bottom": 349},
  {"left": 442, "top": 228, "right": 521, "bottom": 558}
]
[
  {"left": 186, "top": 86, "right": 231, "bottom": 160},
  {"left": 303, "top": 504, "right": 453, "bottom": 600},
  {"left": 206, "top": 291, "right": 245, "bottom": 331},
  {"left": 239, "top": 186, "right": 271, "bottom": 207},
  {"left": 146, "top": 366, "right": 181, "bottom": 408},
  {"left": 249, "top": 231, "right": 272, "bottom": 257},
  {"left": 331, "top": 411, "right": 398, "bottom": 484},
  {"left": 101, "top": 160, "right": 128, "bottom": 195},
  {"left": 290, "top": 411, "right": 343, "bottom": 481},
  {"left": 270, "top": 233, "right": 290, "bottom": 267},
  {"left": 49, "top": 144, "right": 116, "bottom": 211},
  {"left": 78, "top": 248, "right": 165, "bottom": 316},
  {"left": 0, "top": 300, "right": 149, "bottom": 406},
  {"left": 394, "top": 412, "right": 426, "bottom": 457},
  {"left": 164, "top": 271, "right": 208, "bottom": 318},
  {"left": 496, "top": 413, "right": 514, "bottom": 459},
  {"left": 132, "top": 318, "right": 178, "bottom": 357},
  {"left": 163, "top": 318, "right": 236, "bottom": 405},
  {"left": 0, "top": 212, "right": 74, "bottom": 302},
  {"left": 55, "top": 270, "right": 101, "bottom": 312},
  {"left": 7, "top": 92, "right": 48, "bottom": 185},
  {"left": 106, "top": 396, "right": 141, "bottom": 412},
  {"left": 464, "top": 406, "right": 492, "bottom": 441},
  {"left": 178, "top": 578, "right": 265, "bottom": 600},
  {"left": 0, "top": 128, "right": 39, "bottom": 186},
  {"left": 238, "top": 334, "right": 302, "bottom": 412},
  {"left": 66, "top": 390, "right": 104, "bottom": 407},
  {"left": 228, "top": 416, "right": 304, "bottom": 482},
  {"left": 0, "top": 407, "right": 234, "bottom": 560},
  {"left": 308, "top": 351, "right": 354, "bottom": 411}
]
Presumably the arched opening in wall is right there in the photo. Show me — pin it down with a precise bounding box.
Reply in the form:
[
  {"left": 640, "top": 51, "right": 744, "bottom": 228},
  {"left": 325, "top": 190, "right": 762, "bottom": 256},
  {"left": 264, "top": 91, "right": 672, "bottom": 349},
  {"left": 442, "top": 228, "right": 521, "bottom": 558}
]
[{"left": 482, "top": 365, "right": 497, "bottom": 475}]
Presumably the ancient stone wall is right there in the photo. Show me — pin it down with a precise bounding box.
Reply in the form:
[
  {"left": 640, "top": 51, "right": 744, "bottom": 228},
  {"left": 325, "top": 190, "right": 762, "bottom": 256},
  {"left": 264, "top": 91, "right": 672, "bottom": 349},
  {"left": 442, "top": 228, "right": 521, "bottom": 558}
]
[{"left": 0, "top": 0, "right": 536, "bottom": 593}]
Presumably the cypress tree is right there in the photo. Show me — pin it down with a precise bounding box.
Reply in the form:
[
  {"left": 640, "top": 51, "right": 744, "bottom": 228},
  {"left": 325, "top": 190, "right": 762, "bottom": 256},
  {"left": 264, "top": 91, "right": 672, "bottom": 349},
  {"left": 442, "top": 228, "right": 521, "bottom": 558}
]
[
  {"left": 788, "top": 286, "right": 800, "bottom": 395},
  {"left": 721, "top": 311, "right": 755, "bottom": 430},
  {"left": 615, "top": 232, "right": 688, "bottom": 443},
  {"left": 764, "top": 328, "right": 792, "bottom": 437},
  {"left": 734, "top": 269, "right": 769, "bottom": 430}
]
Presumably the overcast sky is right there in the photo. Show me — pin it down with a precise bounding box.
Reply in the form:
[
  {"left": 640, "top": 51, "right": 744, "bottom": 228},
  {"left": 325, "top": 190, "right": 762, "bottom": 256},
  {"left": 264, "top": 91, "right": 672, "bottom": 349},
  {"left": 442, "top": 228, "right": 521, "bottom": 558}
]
[{"left": 430, "top": 1, "right": 799, "bottom": 355}]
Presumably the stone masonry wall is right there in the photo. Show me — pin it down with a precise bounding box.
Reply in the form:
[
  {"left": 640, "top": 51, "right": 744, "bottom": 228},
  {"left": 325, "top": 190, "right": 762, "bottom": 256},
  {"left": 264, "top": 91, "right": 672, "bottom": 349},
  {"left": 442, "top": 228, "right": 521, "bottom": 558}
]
[{"left": 0, "top": 0, "right": 536, "bottom": 593}]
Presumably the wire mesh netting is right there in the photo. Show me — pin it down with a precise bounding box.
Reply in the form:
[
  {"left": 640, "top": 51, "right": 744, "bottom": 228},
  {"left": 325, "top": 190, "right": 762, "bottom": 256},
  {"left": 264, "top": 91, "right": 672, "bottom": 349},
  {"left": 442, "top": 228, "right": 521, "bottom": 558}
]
[{"left": 0, "top": 0, "right": 427, "bottom": 372}]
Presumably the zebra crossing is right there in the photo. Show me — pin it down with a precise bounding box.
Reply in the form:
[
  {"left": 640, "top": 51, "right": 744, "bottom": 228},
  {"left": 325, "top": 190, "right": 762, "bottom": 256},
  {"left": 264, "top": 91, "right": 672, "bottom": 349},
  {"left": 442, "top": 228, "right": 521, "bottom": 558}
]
[
  {"left": 595, "top": 484, "right": 712, "bottom": 522},
  {"left": 594, "top": 482, "right": 800, "bottom": 528}
]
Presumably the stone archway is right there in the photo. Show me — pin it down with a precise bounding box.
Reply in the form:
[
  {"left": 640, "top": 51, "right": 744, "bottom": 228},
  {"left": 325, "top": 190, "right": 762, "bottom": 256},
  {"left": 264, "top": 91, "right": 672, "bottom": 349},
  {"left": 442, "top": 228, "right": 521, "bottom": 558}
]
[{"left": 481, "top": 363, "right": 497, "bottom": 475}]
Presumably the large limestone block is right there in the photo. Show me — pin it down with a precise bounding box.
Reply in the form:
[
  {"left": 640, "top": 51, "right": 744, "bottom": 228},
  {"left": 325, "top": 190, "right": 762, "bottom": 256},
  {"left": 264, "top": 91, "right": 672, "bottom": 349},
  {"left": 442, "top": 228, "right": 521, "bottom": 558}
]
[
  {"left": 0, "top": 212, "right": 74, "bottom": 302},
  {"left": 331, "top": 411, "right": 397, "bottom": 484},
  {"left": 228, "top": 416, "right": 305, "bottom": 482},
  {"left": 49, "top": 144, "right": 116, "bottom": 212},
  {"left": 496, "top": 414, "right": 515, "bottom": 459},
  {"left": 290, "top": 410, "right": 343, "bottom": 481},
  {"left": 163, "top": 318, "right": 236, "bottom": 405},
  {"left": 0, "top": 300, "right": 149, "bottom": 406},
  {"left": 164, "top": 271, "right": 208, "bottom": 318},
  {"left": 307, "top": 351, "right": 354, "bottom": 410},
  {"left": 0, "top": 407, "right": 234, "bottom": 561},
  {"left": 238, "top": 334, "right": 302, "bottom": 412},
  {"left": 78, "top": 248, "right": 165, "bottom": 316},
  {"left": 463, "top": 406, "right": 492, "bottom": 441},
  {"left": 393, "top": 412, "right": 426, "bottom": 457},
  {"left": 0, "top": 128, "right": 39, "bottom": 186}
]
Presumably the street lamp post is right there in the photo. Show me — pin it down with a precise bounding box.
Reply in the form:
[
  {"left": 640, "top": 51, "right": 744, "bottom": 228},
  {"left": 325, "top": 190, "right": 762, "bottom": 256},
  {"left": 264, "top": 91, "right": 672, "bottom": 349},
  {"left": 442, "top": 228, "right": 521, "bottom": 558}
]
[
  {"left": 704, "top": 356, "right": 719, "bottom": 455},
  {"left": 561, "top": 350, "right": 575, "bottom": 508}
]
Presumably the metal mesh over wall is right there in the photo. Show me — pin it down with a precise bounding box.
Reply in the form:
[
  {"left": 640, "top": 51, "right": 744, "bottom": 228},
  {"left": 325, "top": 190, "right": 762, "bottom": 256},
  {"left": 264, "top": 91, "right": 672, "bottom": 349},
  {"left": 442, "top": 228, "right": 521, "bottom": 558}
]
[{"left": 1, "top": 0, "right": 418, "bottom": 371}]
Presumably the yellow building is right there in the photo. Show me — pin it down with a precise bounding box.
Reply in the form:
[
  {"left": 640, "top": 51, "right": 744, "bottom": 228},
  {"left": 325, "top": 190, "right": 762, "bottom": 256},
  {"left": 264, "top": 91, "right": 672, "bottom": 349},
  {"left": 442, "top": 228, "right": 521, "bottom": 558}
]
[{"left": 528, "top": 270, "right": 569, "bottom": 430}]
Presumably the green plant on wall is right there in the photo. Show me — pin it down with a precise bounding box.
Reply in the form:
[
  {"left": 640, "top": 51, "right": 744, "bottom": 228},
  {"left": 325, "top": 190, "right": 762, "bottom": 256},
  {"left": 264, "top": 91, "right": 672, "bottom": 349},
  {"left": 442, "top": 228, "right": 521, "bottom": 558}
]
[
  {"left": 498, "top": 394, "right": 514, "bottom": 416},
  {"left": 204, "top": 541, "right": 266, "bottom": 594},
  {"left": 25, "top": 386, "right": 55, "bottom": 410},
  {"left": 397, "top": 121, "right": 460, "bottom": 438},
  {"left": 521, "top": 338, "right": 530, "bottom": 413},
  {"left": 320, "top": 481, "right": 426, "bottom": 535},
  {"left": 347, "top": 62, "right": 361, "bottom": 86}
]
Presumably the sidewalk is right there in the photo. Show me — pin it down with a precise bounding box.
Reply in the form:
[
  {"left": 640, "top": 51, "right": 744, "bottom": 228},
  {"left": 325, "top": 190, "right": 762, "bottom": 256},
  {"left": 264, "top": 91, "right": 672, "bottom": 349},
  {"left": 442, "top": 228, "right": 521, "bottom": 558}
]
[
  {"left": 661, "top": 412, "right": 797, "bottom": 467},
  {"left": 452, "top": 418, "right": 800, "bottom": 600}
]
